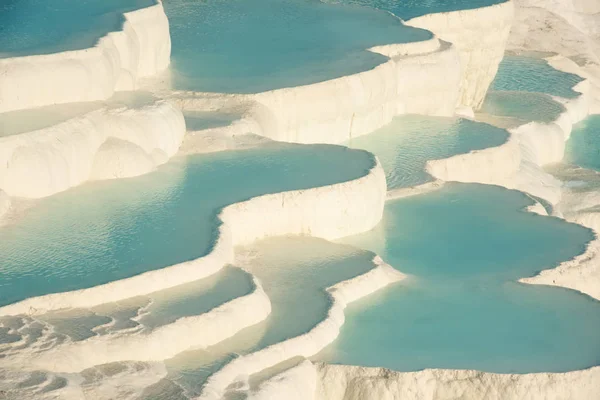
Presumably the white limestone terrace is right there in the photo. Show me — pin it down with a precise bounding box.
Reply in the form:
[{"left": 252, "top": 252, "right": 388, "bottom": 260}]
[{"left": 0, "top": 95, "right": 186, "bottom": 200}]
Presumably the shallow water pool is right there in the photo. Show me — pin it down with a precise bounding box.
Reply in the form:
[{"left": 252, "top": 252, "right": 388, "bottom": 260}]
[
  {"left": 347, "top": 115, "right": 508, "bottom": 189},
  {"left": 319, "top": 183, "right": 599, "bottom": 373},
  {"left": 491, "top": 55, "right": 583, "bottom": 99},
  {"left": 0, "top": 144, "right": 374, "bottom": 306}
]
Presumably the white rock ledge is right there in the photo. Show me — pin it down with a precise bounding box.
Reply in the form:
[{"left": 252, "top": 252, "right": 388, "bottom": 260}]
[
  {"left": 0, "top": 99, "right": 185, "bottom": 199},
  {"left": 0, "top": 2, "right": 171, "bottom": 113}
]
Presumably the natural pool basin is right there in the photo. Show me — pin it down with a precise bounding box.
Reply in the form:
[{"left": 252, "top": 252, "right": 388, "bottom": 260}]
[
  {"left": 0, "top": 143, "right": 374, "bottom": 307},
  {"left": 481, "top": 91, "right": 565, "bottom": 123},
  {"left": 491, "top": 55, "right": 583, "bottom": 99},
  {"left": 346, "top": 115, "right": 508, "bottom": 189},
  {"left": 163, "top": 0, "right": 431, "bottom": 93},
  {"left": 319, "top": 183, "right": 599, "bottom": 373}
]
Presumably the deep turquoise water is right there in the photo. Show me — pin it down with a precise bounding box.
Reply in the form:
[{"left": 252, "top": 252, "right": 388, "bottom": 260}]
[
  {"left": 163, "top": 0, "right": 431, "bottom": 93},
  {"left": 492, "top": 55, "right": 583, "bottom": 99},
  {"left": 564, "top": 115, "right": 600, "bottom": 172},
  {"left": 481, "top": 91, "right": 565, "bottom": 123},
  {"left": 0, "top": 144, "right": 374, "bottom": 307},
  {"left": 319, "top": 183, "right": 599, "bottom": 372},
  {"left": 0, "top": 0, "right": 156, "bottom": 57},
  {"left": 326, "top": 0, "right": 506, "bottom": 20},
  {"left": 347, "top": 115, "right": 508, "bottom": 189}
]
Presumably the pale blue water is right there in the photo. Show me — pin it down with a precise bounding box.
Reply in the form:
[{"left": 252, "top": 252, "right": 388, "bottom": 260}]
[
  {"left": 163, "top": 0, "right": 431, "bottom": 93},
  {"left": 0, "top": 144, "right": 374, "bottom": 307},
  {"left": 492, "top": 55, "right": 583, "bottom": 99},
  {"left": 326, "top": 0, "right": 506, "bottom": 20},
  {"left": 142, "top": 237, "right": 378, "bottom": 398},
  {"left": 347, "top": 115, "right": 508, "bottom": 189},
  {"left": 0, "top": 0, "right": 156, "bottom": 57},
  {"left": 481, "top": 91, "right": 565, "bottom": 123},
  {"left": 183, "top": 111, "right": 240, "bottom": 132},
  {"left": 564, "top": 115, "right": 600, "bottom": 172},
  {"left": 319, "top": 183, "right": 599, "bottom": 372}
]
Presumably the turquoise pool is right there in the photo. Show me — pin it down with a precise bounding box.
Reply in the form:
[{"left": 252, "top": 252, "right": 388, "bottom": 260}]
[
  {"left": 564, "top": 115, "right": 600, "bottom": 172},
  {"left": 319, "top": 183, "right": 599, "bottom": 373},
  {"left": 347, "top": 115, "right": 508, "bottom": 189},
  {"left": 325, "top": 0, "right": 506, "bottom": 20},
  {"left": 481, "top": 91, "right": 565, "bottom": 123},
  {"left": 0, "top": 0, "right": 156, "bottom": 57},
  {"left": 163, "top": 0, "right": 431, "bottom": 93},
  {"left": 492, "top": 55, "right": 583, "bottom": 99},
  {"left": 0, "top": 144, "right": 374, "bottom": 307}
]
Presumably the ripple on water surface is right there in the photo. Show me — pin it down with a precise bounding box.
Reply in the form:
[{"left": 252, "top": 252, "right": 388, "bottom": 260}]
[
  {"left": 0, "top": 0, "right": 156, "bottom": 57},
  {"left": 564, "top": 115, "right": 600, "bottom": 172},
  {"left": 324, "top": 0, "right": 507, "bottom": 20},
  {"left": 0, "top": 143, "right": 374, "bottom": 307},
  {"left": 481, "top": 91, "right": 565, "bottom": 124},
  {"left": 163, "top": 0, "right": 431, "bottom": 93},
  {"left": 319, "top": 183, "right": 600, "bottom": 373},
  {"left": 347, "top": 115, "right": 508, "bottom": 189},
  {"left": 491, "top": 55, "right": 583, "bottom": 99}
]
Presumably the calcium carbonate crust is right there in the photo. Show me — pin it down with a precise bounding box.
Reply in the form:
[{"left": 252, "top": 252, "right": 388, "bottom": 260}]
[{"left": 0, "top": 2, "right": 171, "bottom": 113}]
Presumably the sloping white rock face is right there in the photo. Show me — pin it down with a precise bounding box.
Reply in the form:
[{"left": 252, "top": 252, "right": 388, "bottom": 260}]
[
  {"left": 406, "top": 1, "right": 515, "bottom": 109},
  {"left": 315, "top": 364, "right": 600, "bottom": 400},
  {"left": 0, "top": 100, "right": 185, "bottom": 198},
  {"left": 0, "top": 3, "right": 171, "bottom": 113}
]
